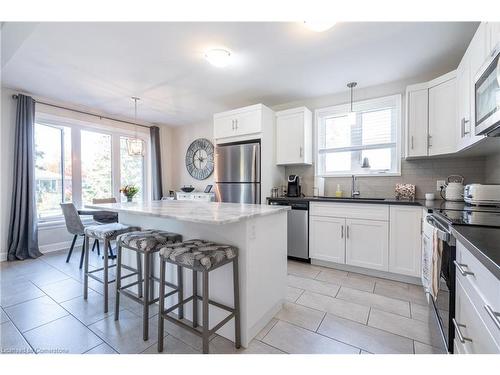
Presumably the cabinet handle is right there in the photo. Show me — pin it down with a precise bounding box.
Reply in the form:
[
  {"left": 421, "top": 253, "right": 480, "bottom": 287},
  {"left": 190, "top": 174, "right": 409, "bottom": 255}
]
[
  {"left": 299, "top": 147, "right": 303, "bottom": 158},
  {"left": 461, "top": 118, "right": 470, "bottom": 137},
  {"left": 411, "top": 136, "right": 414, "bottom": 150},
  {"left": 453, "top": 260, "right": 475, "bottom": 277},
  {"left": 427, "top": 134, "right": 432, "bottom": 148},
  {"left": 341, "top": 225, "right": 344, "bottom": 239},
  {"left": 235, "top": 119, "right": 238, "bottom": 130},
  {"left": 452, "top": 318, "right": 472, "bottom": 343},
  {"left": 346, "top": 225, "right": 350, "bottom": 239},
  {"left": 231, "top": 120, "right": 235, "bottom": 130},
  {"left": 484, "top": 305, "right": 500, "bottom": 330}
]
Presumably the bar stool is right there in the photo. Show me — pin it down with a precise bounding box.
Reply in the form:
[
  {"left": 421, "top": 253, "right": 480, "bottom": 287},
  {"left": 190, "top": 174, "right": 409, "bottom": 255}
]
[
  {"left": 83, "top": 223, "right": 141, "bottom": 313},
  {"left": 114, "top": 230, "right": 183, "bottom": 340},
  {"left": 157, "top": 239, "right": 240, "bottom": 354}
]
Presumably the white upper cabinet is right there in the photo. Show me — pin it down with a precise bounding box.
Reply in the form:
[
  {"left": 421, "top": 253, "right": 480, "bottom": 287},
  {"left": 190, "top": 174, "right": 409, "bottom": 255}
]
[
  {"left": 276, "top": 107, "right": 312, "bottom": 165},
  {"left": 428, "top": 76, "right": 457, "bottom": 156},
  {"left": 405, "top": 71, "right": 457, "bottom": 158},
  {"left": 406, "top": 88, "right": 429, "bottom": 157},
  {"left": 485, "top": 22, "right": 500, "bottom": 53},
  {"left": 389, "top": 206, "right": 422, "bottom": 277},
  {"left": 214, "top": 104, "right": 269, "bottom": 140}
]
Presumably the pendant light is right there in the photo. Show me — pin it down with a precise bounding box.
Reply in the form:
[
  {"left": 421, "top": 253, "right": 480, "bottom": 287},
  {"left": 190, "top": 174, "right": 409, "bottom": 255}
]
[
  {"left": 127, "top": 97, "right": 145, "bottom": 156},
  {"left": 346, "top": 81, "right": 357, "bottom": 125}
]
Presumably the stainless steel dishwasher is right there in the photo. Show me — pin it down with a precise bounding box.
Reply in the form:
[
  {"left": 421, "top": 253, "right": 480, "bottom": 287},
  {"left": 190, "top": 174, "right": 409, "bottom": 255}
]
[{"left": 268, "top": 198, "right": 309, "bottom": 261}]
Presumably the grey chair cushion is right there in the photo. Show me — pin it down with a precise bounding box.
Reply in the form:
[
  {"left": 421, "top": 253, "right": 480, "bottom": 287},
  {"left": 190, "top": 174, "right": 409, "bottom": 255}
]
[
  {"left": 117, "top": 230, "right": 182, "bottom": 252},
  {"left": 158, "top": 239, "right": 237, "bottom": 271},
  {"left": 84, "top": 223, "right": 141, "bottom": 241}
]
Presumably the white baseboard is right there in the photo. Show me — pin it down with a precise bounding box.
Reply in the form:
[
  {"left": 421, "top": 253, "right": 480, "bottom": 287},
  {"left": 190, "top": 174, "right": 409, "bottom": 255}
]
[
  {"left": 0, "top": 239, "right": 83, "bottom": 262},
  {"left": 39, "top": 238, "right": 83, "bottom": 254},
  {"left": 311, "top": 259, "right": 422, "bottom": 285}
]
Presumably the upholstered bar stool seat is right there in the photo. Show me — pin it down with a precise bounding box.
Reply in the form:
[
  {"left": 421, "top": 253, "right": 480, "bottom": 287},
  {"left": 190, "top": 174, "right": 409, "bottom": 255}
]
[
  {"left": 118, "top": 230, "right": 182, "bottom": 252},
  {"left": 158, "top": 239, "right": 237, "bottom": 272},
  {"left": 114, "top": 230, "right": 183, "bottom": 341},
  {"left": 157, "top": 239, "right": 240, "bottom": 354},
  {"left": 83, "top": 223, "right": 141, "bottom": 314}
]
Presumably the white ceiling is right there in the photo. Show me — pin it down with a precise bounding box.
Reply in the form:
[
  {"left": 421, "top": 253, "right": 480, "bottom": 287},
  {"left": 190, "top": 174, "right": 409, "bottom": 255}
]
[{"left": 1, "top": 22, "right": 478, "bottom": 126}]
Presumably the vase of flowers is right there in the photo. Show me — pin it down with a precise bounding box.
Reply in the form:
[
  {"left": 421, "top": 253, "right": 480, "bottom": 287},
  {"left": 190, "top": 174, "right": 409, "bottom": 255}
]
[{"left": 120, "top": 185, "right": 139, "bottom": 202}]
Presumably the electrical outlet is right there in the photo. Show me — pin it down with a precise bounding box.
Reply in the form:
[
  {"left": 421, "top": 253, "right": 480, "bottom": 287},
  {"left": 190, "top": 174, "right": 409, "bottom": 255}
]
[{"left": 436, "top": 180, "right": 446, "bottom": 191}]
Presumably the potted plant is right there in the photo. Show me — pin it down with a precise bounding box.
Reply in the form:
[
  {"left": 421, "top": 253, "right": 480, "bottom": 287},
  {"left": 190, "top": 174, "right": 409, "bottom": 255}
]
[{"left": 120, "top": 185, "right": 139, "bottom": 202}]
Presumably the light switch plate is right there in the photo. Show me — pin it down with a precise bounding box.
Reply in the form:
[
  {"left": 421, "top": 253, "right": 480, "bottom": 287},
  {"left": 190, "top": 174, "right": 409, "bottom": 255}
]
[{"left": 436, "top": 180, "right": 446, "bottom": 191}]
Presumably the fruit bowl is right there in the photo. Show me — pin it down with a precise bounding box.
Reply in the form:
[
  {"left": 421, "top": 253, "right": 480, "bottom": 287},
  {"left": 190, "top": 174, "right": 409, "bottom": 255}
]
[{"left": 180, "top": 185, "right": 195, "bottom": 193}]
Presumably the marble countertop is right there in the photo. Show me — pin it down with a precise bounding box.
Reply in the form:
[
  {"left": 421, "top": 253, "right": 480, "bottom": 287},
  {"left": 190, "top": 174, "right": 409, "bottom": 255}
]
[{"left": 86, "top": 200, "right": 290, "bottom": 225}]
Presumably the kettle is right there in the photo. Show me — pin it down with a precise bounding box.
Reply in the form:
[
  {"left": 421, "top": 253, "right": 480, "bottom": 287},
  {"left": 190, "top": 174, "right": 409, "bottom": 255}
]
[{"left": 441, "top": 175, "right": 464, "bottom": 201}]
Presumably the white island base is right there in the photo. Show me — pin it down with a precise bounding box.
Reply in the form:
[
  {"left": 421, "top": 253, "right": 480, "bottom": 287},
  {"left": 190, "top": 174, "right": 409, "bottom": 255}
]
[{"left": 109, "top": 206, "right": 287, "bottom": 348}]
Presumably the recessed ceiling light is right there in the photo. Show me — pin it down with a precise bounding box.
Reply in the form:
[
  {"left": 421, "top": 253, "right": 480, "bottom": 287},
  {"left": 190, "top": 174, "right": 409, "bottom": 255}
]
[
  {"left": 204, "top": 48, "right": 231, "bottom": 68},
  {"left": 303, "top": 21, "right": 336, "bottom": 32}
]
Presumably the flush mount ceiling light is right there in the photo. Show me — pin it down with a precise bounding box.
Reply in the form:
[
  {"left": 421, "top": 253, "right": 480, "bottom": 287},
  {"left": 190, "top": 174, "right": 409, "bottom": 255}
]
[
  {"left": 303, "top": 21, "right": 336, "bottom": 32},
  {"left": 204, "top": 48, "right": 231, "bottom": 67},
  {"left": 127, "top": 97, "right": 145, "bottom": 157}
]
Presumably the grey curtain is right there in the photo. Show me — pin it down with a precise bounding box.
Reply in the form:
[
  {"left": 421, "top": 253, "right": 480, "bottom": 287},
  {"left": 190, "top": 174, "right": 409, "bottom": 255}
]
[
  {"left": 7, "top": 94, "right": 42, "bottom": 261},
  {"left": 150, "top": 126, "right": 163, "bottom": 200}
]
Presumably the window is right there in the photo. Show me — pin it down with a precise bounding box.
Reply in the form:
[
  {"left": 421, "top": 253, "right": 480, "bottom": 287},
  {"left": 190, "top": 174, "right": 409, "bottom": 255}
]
[
  {"left": 34, "top": 114, "right": 150, "bottom": 221},
  {"left": 316, "top": 94, "right": 401, "bottom": 176},
  {"left": 81, "top": 130, "right": 112, "bottom": 206},
  {"left": 120, "top": 137, "right": 144, "bottom": 202},
  {"left": 34, "top": 123, "right": 72, "bottom": 219}
]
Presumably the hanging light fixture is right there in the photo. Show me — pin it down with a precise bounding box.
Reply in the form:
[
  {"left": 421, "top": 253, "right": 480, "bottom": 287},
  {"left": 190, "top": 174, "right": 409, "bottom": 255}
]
[
  {"left": 346, "top": 81, "right": 357, "bottom": 125},
  {"left": 127, "top": 97, "right": 145, "bottom": 156}
]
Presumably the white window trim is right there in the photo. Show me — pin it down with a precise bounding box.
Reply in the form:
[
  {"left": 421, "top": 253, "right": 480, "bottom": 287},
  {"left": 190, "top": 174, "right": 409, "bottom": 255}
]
[
  {"left": 314, "top": 94, "right": 402, "bottom": 178},
  {"left": 35, "top": 112, "right": 152, "bottom": 223}
]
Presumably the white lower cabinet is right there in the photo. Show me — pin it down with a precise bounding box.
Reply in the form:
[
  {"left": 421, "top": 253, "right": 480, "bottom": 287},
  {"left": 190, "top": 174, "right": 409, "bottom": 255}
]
[
  {"left": 309, "top": 216, "right": 345, "bottom": 264},
  {"left": 454, "top": 278, "right": 499, "bottom": 354},
  {"left": 309, "top": 202, "right": 423, "bottom": 277},
  {"left": 345, "top": 219, "right": 389, "bottom": 272},
  {"left": 389, "top": 206, "right": 422, "bottom": 277}
]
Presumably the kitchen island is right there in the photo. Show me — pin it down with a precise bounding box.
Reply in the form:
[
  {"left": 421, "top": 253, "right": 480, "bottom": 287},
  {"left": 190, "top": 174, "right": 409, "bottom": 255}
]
[{"left": 86, "top": 200, "right": 290, "bottom": 347}]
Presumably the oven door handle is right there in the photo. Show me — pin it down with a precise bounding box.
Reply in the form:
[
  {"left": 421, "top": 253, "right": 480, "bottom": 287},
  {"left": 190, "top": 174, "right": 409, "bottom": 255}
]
[{"left": 425, "top": 215, "right": 451, "bottom": 242}]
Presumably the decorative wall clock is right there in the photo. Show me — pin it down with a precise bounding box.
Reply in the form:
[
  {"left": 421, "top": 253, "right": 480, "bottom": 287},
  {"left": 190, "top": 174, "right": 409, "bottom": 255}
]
[{"left": 185, "top": 138, "right": 214, "bottom": 180}]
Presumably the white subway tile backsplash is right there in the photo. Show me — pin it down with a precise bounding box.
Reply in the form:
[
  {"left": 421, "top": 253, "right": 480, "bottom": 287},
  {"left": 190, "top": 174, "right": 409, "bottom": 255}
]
[{"left": 285, "top": 156, "right": 487, "bottom": 199}]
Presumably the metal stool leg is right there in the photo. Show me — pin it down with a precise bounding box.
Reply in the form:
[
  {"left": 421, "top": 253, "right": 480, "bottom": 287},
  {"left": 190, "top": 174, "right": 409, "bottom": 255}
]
[
  {"left": 96, "top": 240, "right": 100, "bottom": 256},
  {"left": 177, "top": 265, "right": 184, "bottom": 319},
  {"left": 114, "top": 243, "right": 122, "bottom": 321},
  {"left": 143, "top": 252, "right": 150, "bottom": 341},
  {"left": 136, "top": 252, "right": 143, "bottom": 298},
  {"left": 66, "top": 234, "right": 77, "bottom": 263},
  {"left": 157, "top": 258, "right": 166, "bottom": 352},
  {"left": 149, "top": 254, "right": 154, "bottom": 302},
  {"left": 202, "top": 271, "right": 210, "bottom": 354},
  {"left": 192, "top": 270, "right": 198, "bottom": 328},
  {"left": 83, "top": 235, "right": 90, "bottom": 300},
  {"left": 103, "top": 239, "right": 109, "bottom": 313},
  {"left": 233, "top": 258, "right": 241, "bottom": 349}
]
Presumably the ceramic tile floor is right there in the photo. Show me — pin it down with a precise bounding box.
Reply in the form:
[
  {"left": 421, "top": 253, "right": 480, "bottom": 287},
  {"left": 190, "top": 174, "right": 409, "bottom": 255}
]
[{"left": 0, "top": 249, "right": 447, "bottom": 354}]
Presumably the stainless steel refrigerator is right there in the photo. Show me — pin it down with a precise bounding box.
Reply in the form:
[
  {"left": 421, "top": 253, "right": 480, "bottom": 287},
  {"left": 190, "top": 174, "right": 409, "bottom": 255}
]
[{"left": 214, "top": 141, "right": 261, "bottom": 204}]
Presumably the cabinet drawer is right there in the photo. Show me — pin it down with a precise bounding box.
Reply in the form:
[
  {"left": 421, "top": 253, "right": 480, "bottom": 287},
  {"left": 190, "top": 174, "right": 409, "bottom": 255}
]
[
  {"left": 454, "top": 278, "right": 499, "bottom": 353},
  {"left": 310, "top": 202, "right": 389, "bottom": 221},
  {"left": 456, "top": 242, "right": 500, "bottom": 346}
]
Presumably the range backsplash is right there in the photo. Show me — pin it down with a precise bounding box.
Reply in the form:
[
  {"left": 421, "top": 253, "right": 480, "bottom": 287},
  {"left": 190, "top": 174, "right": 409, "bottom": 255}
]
[{"left": 284, "top": 156, "right": 486, "bottom": 199}]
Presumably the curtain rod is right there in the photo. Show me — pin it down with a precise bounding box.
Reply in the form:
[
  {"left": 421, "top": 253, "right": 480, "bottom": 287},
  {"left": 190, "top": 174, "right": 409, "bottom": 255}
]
[{"left": 12, "top": 94, "right": 152, "bottom": 129}]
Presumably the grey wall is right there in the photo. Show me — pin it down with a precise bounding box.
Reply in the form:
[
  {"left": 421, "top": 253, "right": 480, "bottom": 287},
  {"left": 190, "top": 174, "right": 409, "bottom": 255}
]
[
  {"left": 485, "top": 153, "right": 500, "bottom": 184},
  {"left": 286, "top": 156, "right": 487, "bottom": 199}
]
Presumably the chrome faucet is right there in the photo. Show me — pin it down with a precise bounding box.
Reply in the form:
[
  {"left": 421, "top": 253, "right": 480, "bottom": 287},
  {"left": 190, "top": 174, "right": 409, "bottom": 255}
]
[{"left": 351, "top": 175, "right": 360, "bottom": 198}]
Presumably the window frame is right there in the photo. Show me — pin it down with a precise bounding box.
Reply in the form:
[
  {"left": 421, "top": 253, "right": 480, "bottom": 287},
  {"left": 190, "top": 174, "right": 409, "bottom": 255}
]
[
  {"left": 314, "top": 94, "right": 402, "bottom": 178},
  {"left": 34, "top": 112, "right": 151, "bottom": 224}
]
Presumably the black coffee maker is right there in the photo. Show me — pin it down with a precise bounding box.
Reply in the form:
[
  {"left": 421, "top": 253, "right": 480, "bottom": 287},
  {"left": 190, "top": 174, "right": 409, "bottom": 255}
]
[{"left": 287, "top": 175, "right": 301, "bottom": 197}]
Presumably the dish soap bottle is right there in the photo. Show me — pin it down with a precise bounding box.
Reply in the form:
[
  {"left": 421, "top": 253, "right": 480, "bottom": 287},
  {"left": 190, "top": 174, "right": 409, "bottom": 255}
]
[{"left": 335, "top": 184, "right": 343, "bottom": 198}]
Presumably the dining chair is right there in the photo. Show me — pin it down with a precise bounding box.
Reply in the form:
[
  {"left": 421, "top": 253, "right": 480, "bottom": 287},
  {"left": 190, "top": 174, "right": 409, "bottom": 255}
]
[{"left": 60, "top": 203, "right": 87, "bottom": 269}]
